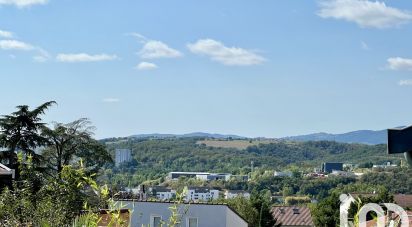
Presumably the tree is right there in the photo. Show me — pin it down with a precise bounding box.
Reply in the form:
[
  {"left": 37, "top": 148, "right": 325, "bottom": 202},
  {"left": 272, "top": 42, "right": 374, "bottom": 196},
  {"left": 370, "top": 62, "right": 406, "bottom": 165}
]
[
  {"left": 250, "top": 192, "right": 277, "bottom": 227},
  {"left": 0, "top": 101, "right": 56, "bottom": 168},
  {"left": 41, "top": 118, "right": 112, "bottom": 175},
  {"left": 282, "top": 186, "right": 293, "bottom": 197}
]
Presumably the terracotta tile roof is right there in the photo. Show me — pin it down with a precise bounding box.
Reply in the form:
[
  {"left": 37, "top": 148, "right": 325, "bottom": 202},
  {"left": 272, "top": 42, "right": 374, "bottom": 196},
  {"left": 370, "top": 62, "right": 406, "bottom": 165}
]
[
  {"left": 394, "top": 194, "right": 412, "bottom": 209},
  {"left": 272, "top": 206, "right": 314, "bottom": 226},
  {"left": 363, "top": 211, "right": 412, "bottom": 227}
]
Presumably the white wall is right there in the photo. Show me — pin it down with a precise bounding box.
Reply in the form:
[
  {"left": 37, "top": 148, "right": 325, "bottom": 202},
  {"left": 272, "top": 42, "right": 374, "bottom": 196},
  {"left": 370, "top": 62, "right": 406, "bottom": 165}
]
[{"left": 119, "top": 201, "right": 248, "bottom": 227}]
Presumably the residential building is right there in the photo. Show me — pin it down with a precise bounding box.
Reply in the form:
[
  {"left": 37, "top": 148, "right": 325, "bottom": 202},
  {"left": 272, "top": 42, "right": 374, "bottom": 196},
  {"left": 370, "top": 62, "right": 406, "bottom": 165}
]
[
  {"left": 274, "top": 171, "right": 293, "bottom": 177},
  {"left": 272, "top": 206, "right": 314, "bottom": 227},
  {"left": 372, "top": 162, "right": 398, "bottom": 169},
  {"left": 115, "top": 148, "right": 131, "bottom": 166},
  {"left": 224, "top": 190, "right": 250, "bottom": 199},
  {"left": 167, "top": 172, "right": 231, "bottom": 181},
  {"left": 149, "top": 186, "right": 176, "bottom": 201},
  {"left": 321, "top": 162, "right": 343, "bottom": 173},
  {"left": 186, "top": 187, "right": 219, "bottom": 202},
  {"left": 0, "top": 163, "right": 14, "bottom": 189},
  {"left": 118, "top": 200, "right": 248, "bottom": 227}
]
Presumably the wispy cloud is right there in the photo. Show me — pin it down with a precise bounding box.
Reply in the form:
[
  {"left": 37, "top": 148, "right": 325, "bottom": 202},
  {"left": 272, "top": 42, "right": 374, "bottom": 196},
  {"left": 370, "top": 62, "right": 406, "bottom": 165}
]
[
  {"left": 187, "top": 39, "right": 266, "bottom": 66},
  {"left": 0, "top": 38, "right": 51, "bottom": 62},
  {"left": 136, "top": 61, "right": 158, "bottom": 70},
  {"left": 317, "top": 0, "right": 412, "bottom": 29},
  {"left": 387, "top": 57, "right": 412, "bottom": 71},
  {"left": 131, "top": 33, "right": 182, "bottom": 59},
  {"left": 399, "top": 80, "right": 412, "bottom": 86},
  {"left": 0, "top": 39, "right": 34, "bottom": 50},
  {"left": 56, "top": 53, "right": 118, "bottom": 63},
  {"left": 0, "top": 0, "right": 48, "bottom": 8},
  {"left": 0, "top": 30, "right": 13, "bottom": 38},
  {"left": 139, "top": 41, "right": 182, "bottom": 59},
  {"left": 361, "top": 41, "right": 369, "bottom": 50},
  {"left": 102, "top": 98, "right": 120, "bottom": 103},
  {"left": 32, "top": 48, "right": 50, "bottom": 62}
]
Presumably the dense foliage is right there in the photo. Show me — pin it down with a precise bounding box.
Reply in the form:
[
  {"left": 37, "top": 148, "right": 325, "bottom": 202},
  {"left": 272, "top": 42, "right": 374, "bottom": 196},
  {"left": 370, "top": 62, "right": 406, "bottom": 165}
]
[{"left": 102, "top": 137, "right": 400, "bottom": 188}]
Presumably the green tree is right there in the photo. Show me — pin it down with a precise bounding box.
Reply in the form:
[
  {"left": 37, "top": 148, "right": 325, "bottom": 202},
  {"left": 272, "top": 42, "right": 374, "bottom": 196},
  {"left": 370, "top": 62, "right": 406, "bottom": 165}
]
[
  {"left": 0, "top": 101, "right": 56, "bottom": 168},
  {"left": 250, "top": 192, "right": 277, "bottom": 227},
  {"left": 282, "top": 186, "right": 293, "bottom": 197},
  {"left": 41, "top": 118, "right": 112, "bottom": 175}
]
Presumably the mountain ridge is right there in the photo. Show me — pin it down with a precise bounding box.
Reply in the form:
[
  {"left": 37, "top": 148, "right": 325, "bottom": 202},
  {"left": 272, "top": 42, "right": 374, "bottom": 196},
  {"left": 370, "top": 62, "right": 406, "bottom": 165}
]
[
  {"left": 128, "top": 127, "right": 403, "bottom": 145},
  {"left": 281, "top": 129, "right": 388, "bottom": 145}
]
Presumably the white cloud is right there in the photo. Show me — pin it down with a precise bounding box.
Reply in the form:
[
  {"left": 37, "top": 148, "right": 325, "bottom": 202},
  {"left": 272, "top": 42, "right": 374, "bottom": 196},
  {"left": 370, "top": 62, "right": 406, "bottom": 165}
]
[
  {"left": 139, "top": 40, "right": 182, "bottom": 59},
  {"left": 102, "top": 98, "right": 120, "bottom": 103},
  {"left": 33, "top": 48, "right": 50, "bottom": 62},
  {"left": 0, "top": 30, "right": 13, "bottom": 38},
  {"left": 187, "top": 39, "right": 266, "bottom": 66},
  {"left": 128, "top": 32, "right": 148, "bottom": 44},
  {"left": 136, "top": 61, "right": 158, "bottom": 70},
  {"left": 56, "top": 53, "right": 118, "bottom": 63},
  {"left": 0, "top": 0, "right": 48, "bottom": 8},
  {"left": 0, "top": 39, "right": 34, "bottom": 50},
  {"left": 399, "top": 80, "right": 412, "bottom": 86},
  {"left": 0, "top": 35, "right": 50, "bottom": 62},
  {"left": 387, "top": 57, "right": 412, "bottom": 71},
  {"left": 317, "top": 0, "right": 412, "bottom": 29}
]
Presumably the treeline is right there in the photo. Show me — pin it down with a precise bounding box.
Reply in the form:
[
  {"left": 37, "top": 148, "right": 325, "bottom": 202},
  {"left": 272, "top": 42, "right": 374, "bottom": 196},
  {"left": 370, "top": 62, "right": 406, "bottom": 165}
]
[{"left": 102, "top": 137, "right": 400, "bottom": 187}]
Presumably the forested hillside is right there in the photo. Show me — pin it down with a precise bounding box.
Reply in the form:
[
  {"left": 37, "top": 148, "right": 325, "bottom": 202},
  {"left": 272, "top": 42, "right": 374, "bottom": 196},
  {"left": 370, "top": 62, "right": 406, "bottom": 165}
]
[{"left": 101, "top": 138, "right": 401, "bottom": 185}]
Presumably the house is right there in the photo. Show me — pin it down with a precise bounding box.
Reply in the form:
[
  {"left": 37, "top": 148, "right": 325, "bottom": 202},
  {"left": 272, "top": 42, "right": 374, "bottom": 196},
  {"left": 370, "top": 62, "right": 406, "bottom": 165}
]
[
  {"left": 117, "top": 200, "right": 249, "bottom": 227},
  {"left": 224, "top": 190, "right": 250, "bottom": 199},
  {"left": 349, "top": 193, "right": 412, "bottom": 209},
  {"left": 186, "top": 187, "right": 220, "bottom": 202},
  {"left": 0, "top": 163, "right": 14, "bottom": 189},
  {"left": 149, "top": 186, "right": 176, "bottom": 201},
  {"left": 272, "top": 206, "right": 314, "bottom": 227},
  {"left": 361, "top": 210, "right": 412, "bottom": 227}
]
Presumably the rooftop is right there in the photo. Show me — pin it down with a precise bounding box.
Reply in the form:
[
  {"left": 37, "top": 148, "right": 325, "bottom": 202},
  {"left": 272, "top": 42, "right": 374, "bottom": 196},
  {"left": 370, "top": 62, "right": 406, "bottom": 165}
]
[{"left": 272, "top": 206, "right": 314, "bottom": 227}]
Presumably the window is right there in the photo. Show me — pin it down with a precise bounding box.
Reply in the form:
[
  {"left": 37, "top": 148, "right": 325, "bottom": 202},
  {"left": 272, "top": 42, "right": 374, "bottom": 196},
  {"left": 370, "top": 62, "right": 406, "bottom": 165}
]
[
  {"left": 293, "top": 208, "right": 300, "bottom": 214},
  {"left": 187, "top": 217, "right": 198, "bottom": 227},
  {"left": 151, "top": 215, "right": 162, "bottom": 227}
]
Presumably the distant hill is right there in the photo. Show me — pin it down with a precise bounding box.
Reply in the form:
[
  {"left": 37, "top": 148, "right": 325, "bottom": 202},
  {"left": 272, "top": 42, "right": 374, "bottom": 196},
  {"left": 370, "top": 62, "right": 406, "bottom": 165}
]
[
  {"left": 282, "top": 129, "right": 389, "bottom": 145},
  {"left": 130, "top": 132, "right": 245, "bottom": 139}
]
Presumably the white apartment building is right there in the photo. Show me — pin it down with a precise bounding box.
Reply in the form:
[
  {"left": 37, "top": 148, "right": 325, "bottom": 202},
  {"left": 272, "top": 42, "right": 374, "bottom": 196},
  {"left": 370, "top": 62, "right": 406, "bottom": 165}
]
[
  {"left": 149, "top": 186, "right": 176, "bottom": 201},
  {"left": 167, "top": 172, "right": 232, "bottom": 181},
  {"left": 186, "top": 187, "right": 220, "bottom": 202},
  {"left": 115, "top": 148, "right": 132, "bottom": 166},
  {"left": 224, "top": 190, "right": 250, "bottom": 199}
]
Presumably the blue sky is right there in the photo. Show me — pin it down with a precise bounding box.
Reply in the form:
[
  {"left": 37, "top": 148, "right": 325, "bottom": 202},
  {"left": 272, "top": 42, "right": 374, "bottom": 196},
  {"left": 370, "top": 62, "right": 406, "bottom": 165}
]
[{"left": 1, "top": 0, "right": 412, "bottom": 139}]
